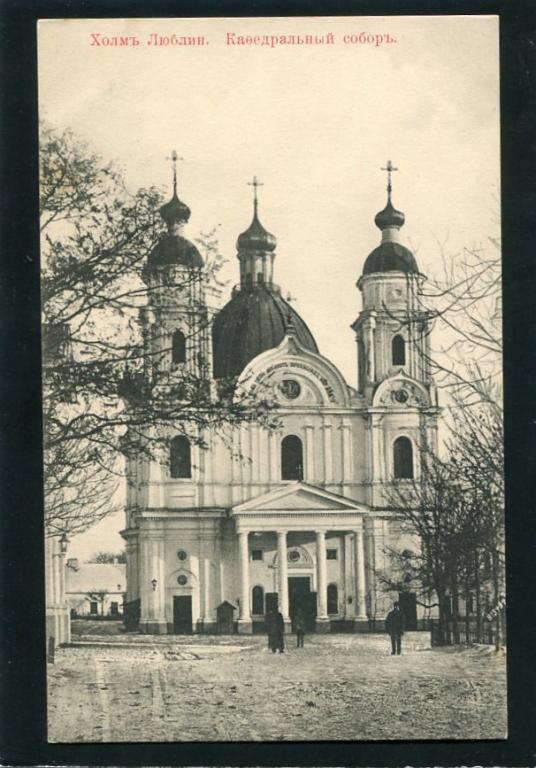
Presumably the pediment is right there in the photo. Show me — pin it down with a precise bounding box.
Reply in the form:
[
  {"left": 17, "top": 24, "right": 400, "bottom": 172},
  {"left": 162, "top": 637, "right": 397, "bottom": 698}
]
[
  {"left": 235, "top": 336, "right": 351, "bottom": 408},
  {"left": 232, "top": 482, "right": 368, "bottom": 514}
]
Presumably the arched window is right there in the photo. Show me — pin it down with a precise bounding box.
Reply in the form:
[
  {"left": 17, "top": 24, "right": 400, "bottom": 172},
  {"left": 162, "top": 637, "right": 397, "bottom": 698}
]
[
  {"left": 327, "top": 583, "right": 338, "bottom": 615},
  {"left": 172, "top": 330, "right": 186, "bottom": 365},
  {"left": 281, "top": 435, "right": 303, "bottom": 481},
  {"left": 170, "top": 435, "right": 191, "bottom": 478},
  {"left": 252, "top": 585, "right": 264, "bottom": 615},
  {"left": 392, "top": 334, "right": 406, "bottom": 366},
  {"left": 393, "top": 436, "right": 413, "bottom": 479}
]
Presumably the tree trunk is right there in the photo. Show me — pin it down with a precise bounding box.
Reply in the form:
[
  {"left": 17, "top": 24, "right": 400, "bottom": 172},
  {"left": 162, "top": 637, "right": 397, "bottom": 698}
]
[
  {"left": 474, "top": 552, "right": 482, "bottom": 643},
  {"left": 464, "top": 577, "right": 471, "bottom": 643},
  {"left": 451, "top": 574, "right": 460, "bottom": 644},
  {"left": 491, "top": 549, "right": 502, "bottom": 650}
]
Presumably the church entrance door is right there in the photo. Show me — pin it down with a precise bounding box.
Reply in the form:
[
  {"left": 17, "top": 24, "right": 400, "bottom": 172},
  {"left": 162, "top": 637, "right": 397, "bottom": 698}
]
[
  {"left": 288, "top": 576, "right": 316, "bottom": 632},
  {"left": 173, "top": 595, "right": 193, "bottom": 634}
]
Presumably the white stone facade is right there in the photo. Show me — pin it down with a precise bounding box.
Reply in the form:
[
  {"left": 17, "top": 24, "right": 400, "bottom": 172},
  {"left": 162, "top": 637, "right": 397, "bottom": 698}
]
[
  {"left": 122, "top": 292, "right": 438, "bottom": 634},
  {"left": 121, "top": 185, "right": 439, "bottom": 635}
]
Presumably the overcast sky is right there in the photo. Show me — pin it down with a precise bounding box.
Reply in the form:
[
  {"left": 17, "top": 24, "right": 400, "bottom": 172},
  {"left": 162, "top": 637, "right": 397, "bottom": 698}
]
[{"left": 39, "top": 15, "right": 500, "bottom": 559}]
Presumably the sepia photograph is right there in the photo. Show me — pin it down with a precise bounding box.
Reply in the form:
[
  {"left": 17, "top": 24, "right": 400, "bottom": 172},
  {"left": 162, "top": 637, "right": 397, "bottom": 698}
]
[{"left": 38, "top": 15, "right": 506, "bottom": 742}]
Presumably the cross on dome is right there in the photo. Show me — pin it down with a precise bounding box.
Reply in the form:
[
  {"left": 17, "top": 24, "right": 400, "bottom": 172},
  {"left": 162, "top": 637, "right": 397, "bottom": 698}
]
[
  {"left": 374, "top": 160, "right": 405, "bottom": 234},
  {"left": 381, "top": 160, "right": 398, "bottom": 200},
  {"left": 247, "top": 175, "right": 263, "bottom": 214},
  {"left": 159, "top": 151, "right": 190, "bottom": 232},
  {"left": 166, "top": 150, "right": 184, "bottom": 196}
]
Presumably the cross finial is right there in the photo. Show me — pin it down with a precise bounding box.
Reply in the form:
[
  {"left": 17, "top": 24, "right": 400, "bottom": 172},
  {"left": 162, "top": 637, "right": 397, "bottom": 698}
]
[
  {"left": 381, "top": 160, "right": 398, "bottom": 200},
  {"left": 247, "top": 175, "right": 263, "bottom": 215},
  {"left": 167, "top": 150, "right": 184, "bottom": 196}
]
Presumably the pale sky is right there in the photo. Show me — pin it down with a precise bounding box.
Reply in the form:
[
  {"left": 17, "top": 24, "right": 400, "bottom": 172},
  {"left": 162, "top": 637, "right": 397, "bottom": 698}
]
[{"left": 39, "top": 16, "right": 500, "bottom": 560}]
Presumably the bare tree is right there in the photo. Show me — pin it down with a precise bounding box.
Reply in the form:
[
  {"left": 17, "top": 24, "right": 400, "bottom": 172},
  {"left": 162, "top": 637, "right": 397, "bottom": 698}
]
[
  {"left": 88, "top": 551, "right": 126, "bottom": 564},
  {"left": 41, "top": 123, "right": 277, "bottom": 537},
  {"left": 380, "top": 225, "right": 505, "bottom": 645}
]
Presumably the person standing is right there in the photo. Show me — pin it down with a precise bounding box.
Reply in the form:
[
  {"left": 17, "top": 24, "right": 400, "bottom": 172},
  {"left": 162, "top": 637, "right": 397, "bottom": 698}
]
[
  {"left": 385, "top": 601, "right": 405, "bottom": 655},
  {"left": 266, "top": 609, "right": 277, "bottom": 652},
  {"left": 294, "top": 608, "right": 306, "bottom": 648},
  {"left": 275, "top": 609, "right": 285, "bottom": 653}
]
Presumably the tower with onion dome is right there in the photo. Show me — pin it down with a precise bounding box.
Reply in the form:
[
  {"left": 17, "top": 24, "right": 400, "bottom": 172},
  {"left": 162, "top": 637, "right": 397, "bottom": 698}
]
[
  {"left": 141, "top": 151, "right": 210, "bottom": 384},
  {"left": 352, "top": 161, "right": 433, "bottom": 397},
  {"left": 212, "top": 177, "right": 318, "bottom": 380}
]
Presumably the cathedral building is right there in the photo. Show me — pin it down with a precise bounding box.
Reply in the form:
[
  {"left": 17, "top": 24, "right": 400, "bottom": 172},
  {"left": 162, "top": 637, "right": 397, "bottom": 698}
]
[{"left": 121, "top": 162, "right": 439, "bottom": 635}]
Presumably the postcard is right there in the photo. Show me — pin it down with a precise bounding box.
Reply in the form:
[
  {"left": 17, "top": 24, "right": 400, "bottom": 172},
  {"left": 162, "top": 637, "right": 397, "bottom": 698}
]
[{"left": 38, "top": 15, "right": 505, "bottom": 742}]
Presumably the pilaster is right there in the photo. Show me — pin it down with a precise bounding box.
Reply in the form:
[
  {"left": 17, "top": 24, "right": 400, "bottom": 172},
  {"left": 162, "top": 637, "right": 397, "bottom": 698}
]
[
  {"left": 315, "top": 530, "right": 330, "bottom": 632},
  {"left": 237, "top": 530, "right": 252, "bottom": 633}
]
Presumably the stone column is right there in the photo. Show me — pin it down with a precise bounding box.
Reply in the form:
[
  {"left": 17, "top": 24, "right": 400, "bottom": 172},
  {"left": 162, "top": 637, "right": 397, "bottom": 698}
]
[
  {"left": 139, "top": 537, "right": 151, "bottom": 631},
  {"left": 268, "top": 431, "right": 277, "bottom": 481},
  {"left": 155, "top": 538, "right": 167, "bottom": 633},
  {"left": 322, "top": 423, "right": 333, "bottom": 485},
  {"left": 45, "top": 535, "right": 70, "bottom": 648},
  {"left": 365, "top": 517, "right": 377, "bottom": 627},
  {"left": 304, "top": 425, "right": 315, "bottom": 482},
  {"left": 277, "top": 530, "right": 290, "bottom": 623},
  {"left": 203, "top": 555, "right": 214, "bottom": 632},
  {"left": 344, "top": 533, "right": 356, "bottom": 619},
  {"left": 130, "top": 542, "right": 139, "bottom": 602},
  {"left": 341, "top": 419, "right": 352, "bottom": 486},
  {"left": 150, "top": 539, "right": 159, "bottom": 626},
  {"left": 354, "top": 524, "right": 368, "bottom": 624},
  {"left": 365, "top": 316, "right": 376, "bottom": 382},
  {"left": 237, "top": 530, "right": 252, "bottom": 633},
  {"left": 316, "top": 530, "right": 330, "bottom": 632}
]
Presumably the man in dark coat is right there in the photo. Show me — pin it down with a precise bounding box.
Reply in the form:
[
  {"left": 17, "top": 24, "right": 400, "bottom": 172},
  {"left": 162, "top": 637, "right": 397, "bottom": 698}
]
[
  {"left": 385, "top": 601, "right": 405, "bottom": 655},
  {"left": 266, "top": 609, "right": 277, "bottom": 652},
  {"left": 294, "top": 608, "right": 306, "bottom": 648},
  {"left": 274, "top": 610, "right": 285, "bottom": 653}
]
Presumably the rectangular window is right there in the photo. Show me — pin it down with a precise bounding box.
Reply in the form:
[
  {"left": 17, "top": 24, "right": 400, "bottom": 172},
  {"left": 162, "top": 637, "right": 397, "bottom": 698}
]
[
  {"left": 326, "top": 549, "right": 338, "bottom": 560},
  {"left": 251, "top": 549, "right": 263, "bottom": 561},
  {"left": 90, "top": 601, "right": 98, "bottom": 615},
  {"left": 110, "top": 602, "right": 119, "bottom": 616}
]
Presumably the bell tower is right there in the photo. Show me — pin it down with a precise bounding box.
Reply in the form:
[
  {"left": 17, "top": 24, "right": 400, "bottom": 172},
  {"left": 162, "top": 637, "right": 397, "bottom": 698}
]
[
  {"left": 236, "top": 176, "right": 277, "bottom": 289},
  {"left": 141, "top": 151, "right": 210, "bottom": 385},
  {"left": 352, "top": 162, "right": 433, "bottom": 399}
]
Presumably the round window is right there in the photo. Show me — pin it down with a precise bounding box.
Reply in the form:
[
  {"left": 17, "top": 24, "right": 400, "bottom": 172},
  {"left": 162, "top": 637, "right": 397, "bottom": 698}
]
[
  {"left": 278, "top": 379, "right": 301, "bottom": 400},
  {"left": 177, "top": 575, "right": 188, "bottom": 586},
  {"left": 177, "top": 550, "right": 187, "bottom": 561},
  {"left": 392, "top": 388, "right": 409, "bottom": 404},
  {"left": 288, "top": 549, "right": 301, "bottom": 563}
]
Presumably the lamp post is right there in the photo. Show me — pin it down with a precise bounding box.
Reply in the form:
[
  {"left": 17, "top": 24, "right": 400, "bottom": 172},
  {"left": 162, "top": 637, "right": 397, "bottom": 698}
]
[{"left": 59, "top": 532, "right": 69, "bottom": 554}]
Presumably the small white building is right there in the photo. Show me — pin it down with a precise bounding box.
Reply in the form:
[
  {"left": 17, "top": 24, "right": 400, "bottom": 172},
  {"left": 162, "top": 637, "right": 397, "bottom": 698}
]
[{"left": 66, "top": 559, "right": 126, "bottom": 617}]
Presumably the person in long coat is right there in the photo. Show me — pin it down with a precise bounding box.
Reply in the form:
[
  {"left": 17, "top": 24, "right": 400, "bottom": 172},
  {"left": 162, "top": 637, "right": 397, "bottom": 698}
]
[
  {"left": 294, "top": 608, "right": 306, "bottom": 648},
  {"left": 266, "top": 609, "right": 277, "bottom": 652},
  {"left": 274, "top": 610, "right": 285, "bottom": 653},
  {"left": 385, "top": 601, "right": 405, "bottom": 655}
]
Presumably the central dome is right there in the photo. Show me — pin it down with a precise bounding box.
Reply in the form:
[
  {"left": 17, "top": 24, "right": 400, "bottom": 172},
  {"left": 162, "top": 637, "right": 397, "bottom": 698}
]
[{"left": 212, "top": 286, "right": 318, "bottom": 379}]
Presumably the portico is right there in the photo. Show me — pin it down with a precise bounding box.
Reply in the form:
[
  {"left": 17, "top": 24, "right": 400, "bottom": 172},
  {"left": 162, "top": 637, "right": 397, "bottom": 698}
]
[{"left": 232, "top": 482, "right": 370, "bottom": 634}]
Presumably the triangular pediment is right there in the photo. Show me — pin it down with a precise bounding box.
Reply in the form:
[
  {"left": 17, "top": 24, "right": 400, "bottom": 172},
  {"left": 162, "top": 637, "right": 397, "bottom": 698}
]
[{"left": 232, "top": 482, "right": 368, "bottom": 514}]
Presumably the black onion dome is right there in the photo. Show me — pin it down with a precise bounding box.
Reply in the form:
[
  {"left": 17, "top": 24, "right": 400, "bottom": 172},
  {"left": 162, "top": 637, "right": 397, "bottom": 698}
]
[
  {"left": 212, "top": 287, "right": 317, "bottom": 379},
  {"left": 236, "top": 211, "right": 277, "bottom": 252},
  {"left": 160, "top": 192, "right": 191, "bottom": 228},
  {"left": 374, "top": 199, "right": 405, "bottom": 231},
  {"left": 362, "top": 242, "right": 419, "bottom": 275},
  {"left": 147, "top": 234, "right": 204, "bottom": 269}
]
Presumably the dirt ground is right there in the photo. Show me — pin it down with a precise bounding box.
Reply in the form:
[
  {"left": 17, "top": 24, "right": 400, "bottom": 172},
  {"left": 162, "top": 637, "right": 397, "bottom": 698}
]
[{"left": 48, "top": 630, "right": 507, "bottom": 743}]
